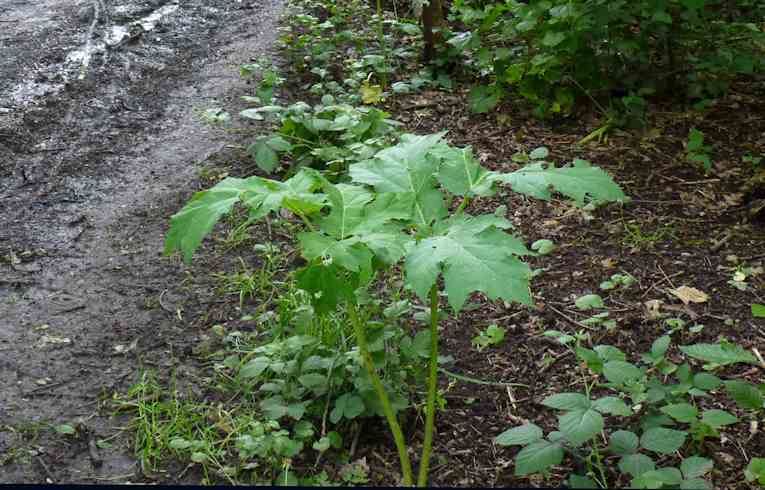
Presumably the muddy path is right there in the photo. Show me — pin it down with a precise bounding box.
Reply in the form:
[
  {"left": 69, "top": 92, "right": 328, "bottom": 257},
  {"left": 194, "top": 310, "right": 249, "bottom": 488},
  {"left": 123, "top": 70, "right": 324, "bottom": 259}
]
[{"left": 0, "top": 0, "right": 281, "bottom": 482}]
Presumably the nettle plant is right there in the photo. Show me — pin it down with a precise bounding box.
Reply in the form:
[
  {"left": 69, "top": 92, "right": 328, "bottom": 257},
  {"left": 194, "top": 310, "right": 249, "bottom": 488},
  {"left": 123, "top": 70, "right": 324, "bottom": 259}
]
[
  {"left": 165, "top": 133, "right": 625, "bottom": 485},
  {"left": 498, "top": 333, "right": 759, "bottom": 489},
  {"left": 241, "top": 97, "right": 400, "bottom": 177}
]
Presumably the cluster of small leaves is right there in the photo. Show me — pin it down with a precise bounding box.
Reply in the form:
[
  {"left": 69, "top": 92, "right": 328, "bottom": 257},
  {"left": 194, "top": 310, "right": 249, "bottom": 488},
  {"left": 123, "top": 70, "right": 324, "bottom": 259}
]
[
  {"left": 471, "top": 324, "right": 506, "bottom": 350},
  {"left": 241, "top": 97, "right": 400, "bottom": 174},
  {"left": 497, "top": 335, "right": 760, "bottom": 488},
  {"left": 686, "top": 128, "right": 714, "bottom": 173},
  {"left": 278, "top": 0, "right": 424, "bottom": 103}
]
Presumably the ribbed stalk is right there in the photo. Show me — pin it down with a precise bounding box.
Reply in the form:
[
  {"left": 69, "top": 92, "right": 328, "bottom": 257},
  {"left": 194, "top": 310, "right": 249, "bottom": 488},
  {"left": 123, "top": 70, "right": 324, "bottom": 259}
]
[
  {"left": 416, "top": 285, "right": 440, "bottom": 486},
  {"left": 348, "top": 304, "right": 413, "bottom": 485}
]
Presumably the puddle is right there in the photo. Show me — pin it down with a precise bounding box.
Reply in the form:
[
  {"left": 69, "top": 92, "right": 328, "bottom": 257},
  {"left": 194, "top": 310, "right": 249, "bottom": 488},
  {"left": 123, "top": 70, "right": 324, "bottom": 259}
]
[{"left": 8, "top": 2, "right": 181, "bottom": 107}]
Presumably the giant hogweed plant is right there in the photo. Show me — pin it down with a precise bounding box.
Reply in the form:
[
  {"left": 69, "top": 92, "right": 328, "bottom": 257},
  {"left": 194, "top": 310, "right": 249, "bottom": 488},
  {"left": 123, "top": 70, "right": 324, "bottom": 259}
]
[{"left": 164, "top": 133, "right": 625, "bottom": 485}]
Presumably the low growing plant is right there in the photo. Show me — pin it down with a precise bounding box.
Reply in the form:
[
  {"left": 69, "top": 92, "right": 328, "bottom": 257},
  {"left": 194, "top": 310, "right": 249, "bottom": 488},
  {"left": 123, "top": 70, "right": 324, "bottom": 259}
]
[{"left": 497, "top": 334, "right": 759, "bottom": 488}]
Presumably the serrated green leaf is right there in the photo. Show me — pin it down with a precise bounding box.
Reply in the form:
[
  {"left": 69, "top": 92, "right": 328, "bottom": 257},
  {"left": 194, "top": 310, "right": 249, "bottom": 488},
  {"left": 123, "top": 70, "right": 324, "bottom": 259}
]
[
  {"left": 568, "top": 474, "right": 598, "bottom": 489},
  {"left": 603, "top": 361, "right": 643, "bottom": 385},
  {"left": 318, "top": 183, "right": 374, "bottom": 239},
  {"left": 609, "top": 430, "right": 639, "bottom": 455},
  {"left": 595, "top": 345, "right": 626, "bottom": 362},
  {"left": 514, "top": 440, "right": 564, "bottom": 476},
  {"left": 680, "top": 343, "right": 757, "bottom": 366},
  {"left": 165, "top": 170, "right": 324, "bottom": 263},
  {"left": 745, "top": 458, "right": 765, "bottom": 484},
  {"left": 331, "top": 394, "right": 365, "bottom": 423},
  {"left": 681, "top": 456, "right": 713, "bottom": 479},
  {"left": 643, "top": 467, "right": 683, "bottom": 486},
  {"left": 191, "top": 452, "right": 208, "bottom": 463},
  {"left": 558, "top": 408, "right": 604, "bottom": 446},
  {"left": 529, "top": 147, "right": 549, "bottom": 160},
  {"left": 298, "top": 373, "right": 328, "bottom": 389},
  {"left": 752, "top": 303, "right": 765, "bottom": 318},
  {"left": 724, "top": 380, "right": 763, "bottom": 410},
  {"left": 297, "top": 232, "right": 373, "bottom": 278},
  {"left": 619, "top": 453, "right": 656, "bottom": 477},
  {"left": 660, "top": 403, "right": 699, "bottom": 423},
  {"left": 640, "top": 427, "right": 687, "bottom": 454},
  {"left": 680, "top": 477, "right": 712, "bottom": 490},
  {"left": 169, "top": 438, "right": 192, "bottom": 450},
  {"left": 693, "top": 373, "right": 721, "bottom": 391},
  {"left": 700, "top": 409, "right": 738, "bottom": 428},
  {"left": 350, "top": 133, "right": 447, "bottom": 227},
  {"left": 241, "top": 357, "right": 270, "bottom": 379},
  {"left": 542, "top": 393, "right": 591, "bottom": 410},
  {"left": 492, "top": 159, "right": 626, "bottom": 207},
  {"left": 430, "top": 145, "right": 495, "bottom": 197},
  {"left": 531, "top": 239, "right": 555, "bottom": 255},
  {"left": 260, "top": 396, "right": 289, "bottom": 419},
  {"left": 651, "top": 335, "right": 671, "bottom": 357},
  {"left": 405, "top": 214, "right": 532, "bottom": 311},
  {"left": 495, "top": 423, "right": 543, "bottom": 446},
  {"left": 592, "top": 396, "right": 632, "bottom": 416},
  {"left": 55, "top": 424, "right": 76, "bottom": 435},
  {"left": 575, "top": 294, "right": 605, "bottom": 310},
  {"left": 468, "top": 85, "right": 502, "bottom": 113},
  {"left": 251, "top": 140, "right": 279, "bottom": 172}
]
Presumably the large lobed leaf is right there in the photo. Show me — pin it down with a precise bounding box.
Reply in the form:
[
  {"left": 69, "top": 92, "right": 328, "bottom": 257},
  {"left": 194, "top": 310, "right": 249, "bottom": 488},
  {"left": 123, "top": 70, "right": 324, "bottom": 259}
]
[
  {"left": 164, "top": 170, "right": 325, "bottom": 263},
  {"left": 405, "top": 213, "right": 532, "bottom": 312},
  {"left": 350, "top": 132, "right": 447, "bottom": 226},
  {"left": 492, "top": 158, "right": 626, "bottom": 206}
]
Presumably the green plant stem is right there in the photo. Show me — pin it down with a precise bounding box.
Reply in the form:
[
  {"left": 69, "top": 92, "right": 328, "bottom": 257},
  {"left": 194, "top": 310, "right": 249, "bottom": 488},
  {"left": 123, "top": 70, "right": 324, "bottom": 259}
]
[
  {"left": 455, "top": 197, "right": 470, "bottom": 215},
  {"left": 376, "top": 0, "right": 388, "bottom": 89},
  {"left": 347, "top": 304, "right": 413, "bottom": 486},
  {"left": 417, "top": 285, "right": 440, "bottom": 487}
]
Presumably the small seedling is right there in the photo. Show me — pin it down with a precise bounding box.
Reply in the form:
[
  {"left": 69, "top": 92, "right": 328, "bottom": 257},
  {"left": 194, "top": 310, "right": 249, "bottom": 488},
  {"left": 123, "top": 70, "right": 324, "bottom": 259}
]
[
  {"left": 600, "top": 273, "right": 636, "bottom": 291},
  {"left": 686, "top": 128, "right": 713, "bottom": 173},
  {"left": 471, "top": 324, "right": 506, "bottom": 350},
  {"left": 575, "top": 294, "right": 605, "bottom": 310}
]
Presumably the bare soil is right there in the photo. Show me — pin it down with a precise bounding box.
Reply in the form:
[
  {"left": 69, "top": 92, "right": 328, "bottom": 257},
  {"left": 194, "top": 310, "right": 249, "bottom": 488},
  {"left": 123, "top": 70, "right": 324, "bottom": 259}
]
[{"left": 0, "top": 0, "right": 282, "bottom": 482}]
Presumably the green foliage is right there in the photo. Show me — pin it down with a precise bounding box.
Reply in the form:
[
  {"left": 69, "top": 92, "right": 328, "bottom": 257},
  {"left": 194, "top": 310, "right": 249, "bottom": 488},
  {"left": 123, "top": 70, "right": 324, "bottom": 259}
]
[
  {"left": 746, "top": 458, "right": 765, "bottom": 486},
  {"left": 450, "top": 0, "right": 765, "bottom": 118},
  {"left": 471, "top": 324, "right": 506, "bottom": 350},
  {"left": 166, "top": 132, "right": 624, "bottom": 484},
  {"left": 600, "top": 273, "right": 636, "bottom": 291},
  {"left": 241, "top": 99, "right": 400, "bottom": 175},
  {"left": 686, "top": 128, "right": 713, "bottom": 173},
  {"left": 497, "top": 334, "right": 759, "bottom": 488}
]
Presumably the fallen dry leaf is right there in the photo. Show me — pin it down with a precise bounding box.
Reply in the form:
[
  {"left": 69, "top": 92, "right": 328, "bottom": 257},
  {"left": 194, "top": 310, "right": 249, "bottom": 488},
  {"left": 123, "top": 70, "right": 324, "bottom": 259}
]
[
  {"left": 644, "top": 299, "right": 664, "bottom": 320},
  {"left": 669, "top": 285, "right": 709, "bottom": 304}
]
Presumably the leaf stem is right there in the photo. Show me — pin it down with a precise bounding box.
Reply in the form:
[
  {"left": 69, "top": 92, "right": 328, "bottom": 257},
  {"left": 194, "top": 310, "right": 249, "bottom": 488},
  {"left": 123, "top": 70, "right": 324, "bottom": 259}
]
[
  {"left": 417, "top": 285, "right": 440, "bottom": 486},
  {"left": 347, "top": 304, "right": 413, "bottom": 485},
  {"left": 455, "top": 196, "right": 470, "bottom": 215}
]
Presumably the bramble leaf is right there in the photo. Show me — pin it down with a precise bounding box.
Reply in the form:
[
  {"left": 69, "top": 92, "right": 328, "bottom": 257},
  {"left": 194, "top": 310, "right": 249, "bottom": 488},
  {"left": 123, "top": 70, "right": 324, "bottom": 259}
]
[
  {"left": 679, "top": 343, "right": 757, "bottom": 367},
  {"left": 495, "top": 423, "right": 544, "bottom": 446},
  {"left": 640, "top": 427, "right": 687, "bottom": 454},
  {"left": 514, "top": 440, "right": 564, "bottom": 476},
  {"left": 558, "top": 408, "right": 604, "bottom": 446}
]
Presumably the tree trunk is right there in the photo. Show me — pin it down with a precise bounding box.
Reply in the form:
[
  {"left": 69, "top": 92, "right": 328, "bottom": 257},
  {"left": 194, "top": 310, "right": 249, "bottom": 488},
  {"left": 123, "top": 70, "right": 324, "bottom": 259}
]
[{"left": 421, "top": 0, "right": 445, "bottom": 63}]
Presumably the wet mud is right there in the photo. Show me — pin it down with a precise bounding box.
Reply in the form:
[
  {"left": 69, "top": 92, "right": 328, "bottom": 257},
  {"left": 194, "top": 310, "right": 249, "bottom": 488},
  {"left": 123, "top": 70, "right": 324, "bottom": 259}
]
[{"left": 0, "top": 0, "right": 281, "bottom": 482}]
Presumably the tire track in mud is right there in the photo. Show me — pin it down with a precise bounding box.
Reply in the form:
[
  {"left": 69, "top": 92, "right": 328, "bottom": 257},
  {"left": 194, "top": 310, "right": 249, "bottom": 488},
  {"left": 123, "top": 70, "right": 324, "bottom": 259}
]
[{"left": 0, "top": 0, "right": 281, "bottom": 482}]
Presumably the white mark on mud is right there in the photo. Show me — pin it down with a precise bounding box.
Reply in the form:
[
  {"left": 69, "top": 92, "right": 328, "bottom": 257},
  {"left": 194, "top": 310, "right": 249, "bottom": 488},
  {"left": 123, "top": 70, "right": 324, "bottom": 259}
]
[{"left": 66, "top": 0, "right": 102, "bottom": 80}]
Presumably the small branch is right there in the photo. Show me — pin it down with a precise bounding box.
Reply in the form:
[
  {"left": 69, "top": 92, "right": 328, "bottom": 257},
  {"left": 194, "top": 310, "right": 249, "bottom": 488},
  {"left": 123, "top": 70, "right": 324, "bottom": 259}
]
[{"left": 548, "top": 305, "right": 596, "bottom": 331}]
